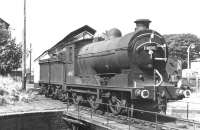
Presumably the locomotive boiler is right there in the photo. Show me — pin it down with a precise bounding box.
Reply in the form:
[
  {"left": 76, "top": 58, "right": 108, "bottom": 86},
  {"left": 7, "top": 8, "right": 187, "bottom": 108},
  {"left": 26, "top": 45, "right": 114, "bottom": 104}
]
[
  {"left": 39, "top": 19, "right": 191, "bottom": 114},
  {"left": 78, "top": 19, "right": 167, "bottom": 86}
]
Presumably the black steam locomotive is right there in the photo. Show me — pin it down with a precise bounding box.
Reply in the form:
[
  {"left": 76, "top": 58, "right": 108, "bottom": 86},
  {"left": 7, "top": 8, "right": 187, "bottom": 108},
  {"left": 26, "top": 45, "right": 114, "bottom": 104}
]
[{"left": 39, "top": 19, "right": 191, "bottom": 114}]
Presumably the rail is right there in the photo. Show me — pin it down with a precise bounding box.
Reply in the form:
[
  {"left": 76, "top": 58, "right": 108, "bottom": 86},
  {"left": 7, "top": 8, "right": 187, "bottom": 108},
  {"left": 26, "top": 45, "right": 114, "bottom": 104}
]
[{"left": 64, "top": 98, "right": 200, "bottom": 130}]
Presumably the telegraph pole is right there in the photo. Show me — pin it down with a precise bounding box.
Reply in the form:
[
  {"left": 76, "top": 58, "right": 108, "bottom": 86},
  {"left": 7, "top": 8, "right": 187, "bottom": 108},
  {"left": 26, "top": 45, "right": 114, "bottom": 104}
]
[
  {"left": 29, "top": 43, "right": 32, "bottom": 83},
  {"left": 22, "top": 0, "right": 26, "bottom": 90}
]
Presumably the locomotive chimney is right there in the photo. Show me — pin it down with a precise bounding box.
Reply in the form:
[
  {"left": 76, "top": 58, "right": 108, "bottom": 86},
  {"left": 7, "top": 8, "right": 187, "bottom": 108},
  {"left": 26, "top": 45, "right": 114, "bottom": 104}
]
[{"left": 134, "top": 19, "right": 151, "bottom": 31}]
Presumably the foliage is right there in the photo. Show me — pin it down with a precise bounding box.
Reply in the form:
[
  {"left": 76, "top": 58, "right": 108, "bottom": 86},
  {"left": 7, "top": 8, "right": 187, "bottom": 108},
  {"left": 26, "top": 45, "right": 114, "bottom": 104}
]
[
  {"left": 0, "top": 28, "right": 9, "bottom": 45},
  {"left": 0, "top": 76, "right": 37, "bottom": 105},
  {"left": 0, "top": 29, "right": 22, "bottom": 75},
  {"left": 164, "top": 34, "right": 200, "bottom": 69}
]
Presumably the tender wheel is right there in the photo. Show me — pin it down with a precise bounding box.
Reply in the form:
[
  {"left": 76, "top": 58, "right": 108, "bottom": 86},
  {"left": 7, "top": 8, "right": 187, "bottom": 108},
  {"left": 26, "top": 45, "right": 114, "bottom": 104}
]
[
  {"left": 72, "top": 93, "right": 83, "bottom": 105},
  {"left": 61, "top": 92, "right": 69, "bottom": 102},
  {"left": 88, "top": 95, "right": 101, "bottom": 110},
  {"left": 108, "top": 96, "right": 123, "bottom": 115},
  {"left": 57, "top": 89, "right": 64, "bottom": 100},
  {"left": 52, "top": 86, "right": 62, "bottom": 100},
  {"left": 39, "top": 84, "right": 46, "bottom": 95},
  {"left": 44, "top": 87, "right": 49, "bottom": 97},
  {"left": 45, "top": 86, "right": 53, "bottom": 97}
]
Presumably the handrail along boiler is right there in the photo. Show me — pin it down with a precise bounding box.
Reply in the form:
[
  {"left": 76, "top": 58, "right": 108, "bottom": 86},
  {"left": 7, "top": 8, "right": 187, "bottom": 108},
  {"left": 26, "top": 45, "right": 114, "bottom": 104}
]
[{"left": 39, "top": 19, "right": 191, "bottom": 114}]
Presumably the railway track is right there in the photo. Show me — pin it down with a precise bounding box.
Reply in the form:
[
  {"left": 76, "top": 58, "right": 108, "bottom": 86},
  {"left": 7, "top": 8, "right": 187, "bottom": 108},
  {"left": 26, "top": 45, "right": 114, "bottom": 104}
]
[{"left": 63, "top": 102, "right": 200, "bottom": 130}]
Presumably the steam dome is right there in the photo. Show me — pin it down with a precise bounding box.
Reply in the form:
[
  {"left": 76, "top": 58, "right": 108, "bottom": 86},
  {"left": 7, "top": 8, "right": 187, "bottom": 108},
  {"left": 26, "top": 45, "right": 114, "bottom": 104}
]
[{"left": 108, "top": 28, "right": 122, "bottom": 38}]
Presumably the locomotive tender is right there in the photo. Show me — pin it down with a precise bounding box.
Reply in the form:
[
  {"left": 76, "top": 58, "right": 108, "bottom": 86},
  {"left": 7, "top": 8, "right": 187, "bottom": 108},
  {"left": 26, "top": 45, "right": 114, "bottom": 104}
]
[{"left": 39, "top": 19, "right": 191, "bottom": 114}]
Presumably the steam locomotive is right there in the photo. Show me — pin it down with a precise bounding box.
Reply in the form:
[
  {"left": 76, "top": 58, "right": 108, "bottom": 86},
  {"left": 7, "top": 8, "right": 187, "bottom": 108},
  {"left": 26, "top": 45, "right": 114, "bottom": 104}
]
[{"left": 39, "top": 19, "right": 191, "bottom": 114}]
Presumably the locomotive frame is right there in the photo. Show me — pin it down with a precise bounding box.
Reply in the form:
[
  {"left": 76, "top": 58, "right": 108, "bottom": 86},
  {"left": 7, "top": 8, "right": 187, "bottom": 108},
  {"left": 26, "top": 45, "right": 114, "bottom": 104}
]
[{"left": 39, "top": 20, "right": 191, "bottom": 114}]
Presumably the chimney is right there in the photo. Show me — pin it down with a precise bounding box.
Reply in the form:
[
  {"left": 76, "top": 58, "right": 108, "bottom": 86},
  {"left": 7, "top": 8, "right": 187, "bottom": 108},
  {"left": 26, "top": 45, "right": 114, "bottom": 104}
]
[{"left": 134, "top": 19, "right": 151, "bottom": 31}]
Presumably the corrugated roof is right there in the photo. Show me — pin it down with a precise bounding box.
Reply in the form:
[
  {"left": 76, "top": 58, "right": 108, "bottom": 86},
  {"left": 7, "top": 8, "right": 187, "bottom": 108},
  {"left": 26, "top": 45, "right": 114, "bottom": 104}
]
[
  {"left": 34, "top": 25, "right": 96, "bottom": 61},
  {"left": 48, "top": 25, "right": 96, "bottom": 53},
  {"left": 34, "top": 50, "right": 48, "bottom": 62}
]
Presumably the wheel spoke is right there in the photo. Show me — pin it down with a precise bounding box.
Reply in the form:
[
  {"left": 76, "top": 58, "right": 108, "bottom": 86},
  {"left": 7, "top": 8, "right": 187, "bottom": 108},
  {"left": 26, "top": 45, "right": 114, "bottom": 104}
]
[
  {"left": 72, "top": 93, "right": 82, "bottom": 105},
  {"left": 108, "top": 96, "right": 122, "bottom": 115},
  {"left": 88, "top": 96, "right": 101, "bottom": 110},
  {"left": 61, "top": 92, "right": 69, "bottom": 102}
]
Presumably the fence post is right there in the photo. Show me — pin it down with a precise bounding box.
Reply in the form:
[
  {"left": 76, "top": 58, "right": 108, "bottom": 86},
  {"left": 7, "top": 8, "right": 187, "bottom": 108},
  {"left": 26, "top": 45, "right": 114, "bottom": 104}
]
[
  {"left": 187, "top": 102, "right": 189, "bottom": 119},
  {"left": 67, "top": 98, "right": 69, "bottom": 113},
  {"left": 196, "top": 76, "right": 199, "bottom": 93},
  {"left": 128, "top": 107, "right": 130, "bottom": 130},
  {"left": 155, "top": 112, "right": 158, "bottom": 130},
  {"left": 107, "top": 103, "right": 109, "bottom": 125},
  {"left": 193, "top": 120, "right": 196, "bottom": 130},
  {"left": 78, "top": 103, "right": 80, "bottom": 119},
  {"left": 90, "top": 107, "right": 93, "bottom": 119}
]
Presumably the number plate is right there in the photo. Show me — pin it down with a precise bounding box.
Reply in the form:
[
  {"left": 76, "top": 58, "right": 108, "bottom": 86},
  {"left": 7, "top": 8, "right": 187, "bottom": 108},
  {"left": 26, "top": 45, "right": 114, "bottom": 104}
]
[{"left": 144, "top": 46, "right": 157, "bottom": 50}]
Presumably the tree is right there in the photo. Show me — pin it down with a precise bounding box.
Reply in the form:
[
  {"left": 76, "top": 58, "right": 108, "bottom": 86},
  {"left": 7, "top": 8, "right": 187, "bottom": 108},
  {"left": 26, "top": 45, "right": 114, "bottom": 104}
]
[
  {"left": 164, "top": 34, "right": 200, "bottom": 69},
  {"left": 0, "top": 28, "right": 10, "bottom": 45},
  {"left": 0, "top": 29, "right": 22, "bottom": 75}
]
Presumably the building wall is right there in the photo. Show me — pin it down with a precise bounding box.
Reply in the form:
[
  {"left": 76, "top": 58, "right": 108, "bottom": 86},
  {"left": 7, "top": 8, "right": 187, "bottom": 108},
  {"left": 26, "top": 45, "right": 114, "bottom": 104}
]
[
  {"left": 191, "top": 61, "right": 200, "bottom": 75},
  {"left": 9, "top": 70, "right": 22, "bottom": 81},
  {"left": 33, "top": 61, "right": 40, "bottom": 84},
  {"left": 0, "top": 18, "right": 9, "bottom": 29}
]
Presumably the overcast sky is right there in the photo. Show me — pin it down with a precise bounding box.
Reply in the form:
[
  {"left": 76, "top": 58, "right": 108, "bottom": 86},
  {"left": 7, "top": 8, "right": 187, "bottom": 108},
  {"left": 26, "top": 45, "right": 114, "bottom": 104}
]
[{"left": 0, "top": 0, "right": 200, "bottom": 62}]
